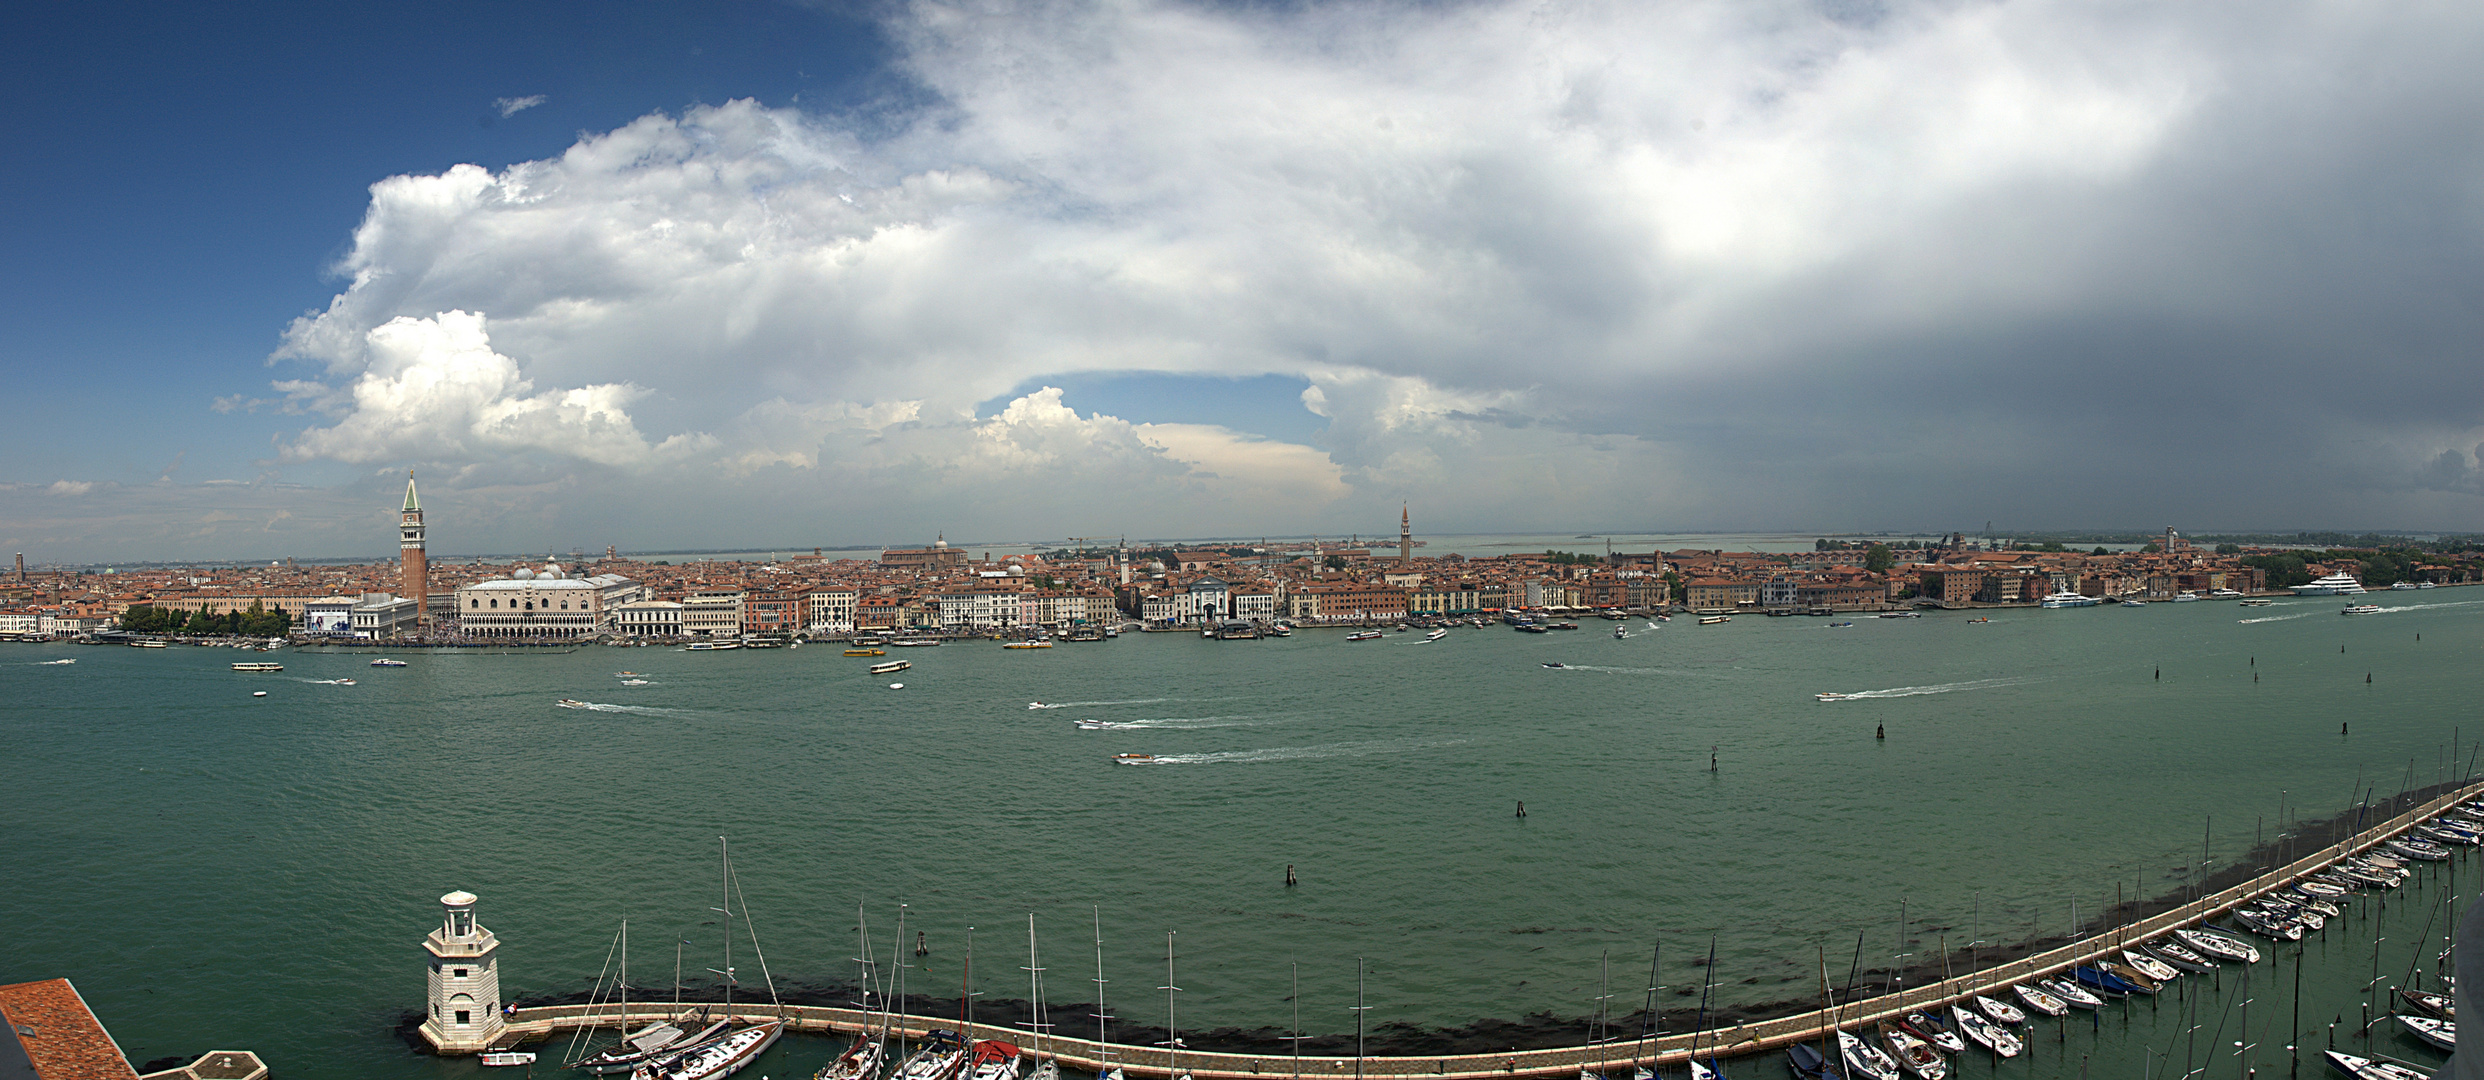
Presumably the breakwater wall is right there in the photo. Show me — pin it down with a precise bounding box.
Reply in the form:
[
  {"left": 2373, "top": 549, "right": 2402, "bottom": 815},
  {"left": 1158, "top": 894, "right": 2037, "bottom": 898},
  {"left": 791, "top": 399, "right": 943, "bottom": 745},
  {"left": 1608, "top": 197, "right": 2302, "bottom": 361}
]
[{"left": 496, "top": 776, "right": 2484, "bottom": 1076}]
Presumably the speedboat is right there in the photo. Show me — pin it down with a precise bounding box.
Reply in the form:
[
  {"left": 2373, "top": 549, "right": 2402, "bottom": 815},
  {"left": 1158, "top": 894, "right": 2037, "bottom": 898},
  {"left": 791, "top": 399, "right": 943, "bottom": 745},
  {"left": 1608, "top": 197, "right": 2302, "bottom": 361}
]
[
  {"left": 1612, "top": 628, "right": 1627, "bottom": 639},
  {"left": 2293, "top": 572, "right": 2368, "bottom": 596},
  {"left": 2013, "top": 983, "right": 2071, "bottom": 1017},
  {"left": 1428, "top": 628, "right": 1451, "bottom": 641},
  {"left": 2397, "top": 1015, "right": 2455, "bottom": 1052},
  {"left": 370, "top": 658, "right": 409, "bottom": 667},
  {"left": 2321, "top": 1050, "right": 2429, "bottom": 1080},
  {"left": 1347, "top": 630, "right": 1384, "bottom": 641},
  {"left": 2173, "top": 591, "right": 2201, "bottom": 602},
  {"left": 2240, "top": 598, "right": 2274, "bottom": 607},
  {"left": 556, "top": 699, "right": 591, "bottom": 709},
  {"left": 2344, "top": 604, "right": 2384, "bottom": 615},
  {"left": 1111, "top": 754, "right": 1157, "bottom": 764},
  {"left": 2040, "top": 592, "right": 2099, "bottom": 608},
  {"left": 1816, "top": 692, "right": 1853, "bottom": 702}
]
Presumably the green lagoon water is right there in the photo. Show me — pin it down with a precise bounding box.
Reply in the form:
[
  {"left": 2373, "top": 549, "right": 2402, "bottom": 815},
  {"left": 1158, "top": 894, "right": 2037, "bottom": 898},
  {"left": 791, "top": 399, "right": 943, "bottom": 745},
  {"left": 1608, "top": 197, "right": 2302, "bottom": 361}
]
[{"left": 6, "top": 593, "right": 2483, "bottom": 1078}]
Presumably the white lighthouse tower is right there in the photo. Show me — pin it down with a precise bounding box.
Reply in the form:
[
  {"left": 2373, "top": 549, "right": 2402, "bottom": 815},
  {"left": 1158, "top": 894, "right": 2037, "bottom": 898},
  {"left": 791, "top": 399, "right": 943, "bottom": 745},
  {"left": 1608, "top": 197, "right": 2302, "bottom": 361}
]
[{"left": 419, "top": 890, "right": 506, "bottom": 1053}]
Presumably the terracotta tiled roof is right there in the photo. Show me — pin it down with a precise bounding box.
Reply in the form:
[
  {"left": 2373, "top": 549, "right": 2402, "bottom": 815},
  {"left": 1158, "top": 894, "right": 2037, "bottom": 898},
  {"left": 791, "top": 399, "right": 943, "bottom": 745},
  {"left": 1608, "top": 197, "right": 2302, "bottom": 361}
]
[{"left": 0, "top": 979, "right": 140, "bottom": 1080}]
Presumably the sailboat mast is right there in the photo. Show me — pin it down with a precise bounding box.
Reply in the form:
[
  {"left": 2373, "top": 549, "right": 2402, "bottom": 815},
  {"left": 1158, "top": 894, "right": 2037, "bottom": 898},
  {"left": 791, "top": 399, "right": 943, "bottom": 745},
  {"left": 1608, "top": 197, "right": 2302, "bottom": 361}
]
[
  {"left": 897, "top": 904, "right": 912, "bottom": 1057},
  {"left": 620, "top": 918, "right": 629, "bottom": 1034},
  {"left": 720, "top": 837, "right": 735, "bottom": 1016},
  {"left": 1026, "top": 915, "right": 1047, "bottom": 1059},
  {"left": 1091, "top": 908, "right": 1112, "bottom": 1071},
  {"left": 1160, "top": 931, "right": 1182, "bottom": 1079}
]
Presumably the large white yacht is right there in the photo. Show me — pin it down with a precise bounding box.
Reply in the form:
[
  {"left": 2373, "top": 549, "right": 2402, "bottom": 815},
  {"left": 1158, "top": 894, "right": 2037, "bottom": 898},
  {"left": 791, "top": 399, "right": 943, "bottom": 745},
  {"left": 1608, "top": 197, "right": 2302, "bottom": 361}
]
[
  {"left": 2290, "top": 572, "right": 2367, "bottom": 596},
  {"left": 2040, "top": 592, "right": 2100, "bottom": 608}
]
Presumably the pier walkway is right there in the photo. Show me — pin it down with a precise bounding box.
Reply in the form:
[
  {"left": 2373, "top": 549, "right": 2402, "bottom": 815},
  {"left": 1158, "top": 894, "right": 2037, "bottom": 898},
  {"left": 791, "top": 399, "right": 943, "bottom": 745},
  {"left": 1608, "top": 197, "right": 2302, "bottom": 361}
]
[{"left": 497, "top": 778, "right": 2482, "bottom": 1078}]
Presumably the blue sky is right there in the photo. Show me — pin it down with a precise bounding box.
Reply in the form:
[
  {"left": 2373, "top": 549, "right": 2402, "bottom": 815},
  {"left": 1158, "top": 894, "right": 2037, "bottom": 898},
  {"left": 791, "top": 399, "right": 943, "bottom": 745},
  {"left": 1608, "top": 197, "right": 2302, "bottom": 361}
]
[{"left": 7, "top": 1, "right": 2484, "bottom": 563}]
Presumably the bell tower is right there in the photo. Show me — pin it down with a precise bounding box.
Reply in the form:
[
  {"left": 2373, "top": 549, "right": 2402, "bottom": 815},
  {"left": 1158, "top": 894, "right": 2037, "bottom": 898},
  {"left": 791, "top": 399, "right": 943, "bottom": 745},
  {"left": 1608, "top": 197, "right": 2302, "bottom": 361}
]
[
  {"left": 1399, "top": 505, "right": 1412, "bottom": 566},
  {"left": 419, "top": 890, "right": 505, "bottom": 1053},
  {"left": 400, "top": 473, "right": 427, "bottom": 620}
]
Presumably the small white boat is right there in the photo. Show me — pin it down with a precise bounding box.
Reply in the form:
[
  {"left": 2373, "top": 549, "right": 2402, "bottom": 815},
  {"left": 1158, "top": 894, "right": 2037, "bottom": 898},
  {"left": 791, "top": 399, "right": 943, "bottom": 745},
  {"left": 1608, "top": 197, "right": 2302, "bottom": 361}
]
[
  {"left": 1112, "top": 753, "right": 1157, "bottom": 765},
  {"left": 1001, "top": 640, "right": 1053, "bottom": 649},
  {"left": 1427, "top": 628, "right": 1450, "bottom": 641},
  {"left": 232, "top": 661, "right": 284, "bottom": 672},
  {"left": 2343, "top": 604, "right": 2383, "bottom": 615},
  {"left": 2239, "top": 598, "right": 2274, "bottom": 607},
  {"left": 251, "top": 691, "right": 268, "bottom": 697},
  {"left": 1973, "top": 994, "right": 2026, "bottom": 1025},
  {"left": 869, "top": 660, "right": 911, "bottom": 674},
  {"left": 1698, "top": 615, "right": 1730, "bottom": 625},
  {"left": 1347, "top": 631, "right": 1383, "bottom": 641},
  {"left": 480, "top": 1051, "right": 537, "bottom": 1066},
  {"left": 2172, "top": 591, "right": 2200, "bottom": 602},
  {"left": 39, "top": 658, "right": 75, "bottom": 665},
  {"left": 1878, "top": 1023, "right": 1945, "bottom": 1080},
  {"left": 2176, "top": 927, "right": 2261, "bottom": 963},
  {"left": 370, "top": 658, "right": 409, "bottom": 667},
  {"left": 2322, "top": 1050, "right": 2430, "bottom": 1080},
  {"left": 2120, "top": 599, "right": 2149, "bottom": 607},
  {"left": 2397, "top": 1014, "right": 2455, "bottom": 1052},
  {"left": 1816, "top": 692, "right": 1852, "bottom": 702},
  {"left": 556, "top": 699, "right": 591, "bottom": 709}
]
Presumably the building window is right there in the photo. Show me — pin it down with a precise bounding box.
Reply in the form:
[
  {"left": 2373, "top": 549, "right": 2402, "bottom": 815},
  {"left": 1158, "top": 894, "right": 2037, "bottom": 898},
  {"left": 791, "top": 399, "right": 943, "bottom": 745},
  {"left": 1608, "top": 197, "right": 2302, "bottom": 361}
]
[
  {"left": 470, "top": 599, "right": 478, "bottom": 608},
  {"left": 455, "top": 1010, "right": 471, "bottom": 1025}
]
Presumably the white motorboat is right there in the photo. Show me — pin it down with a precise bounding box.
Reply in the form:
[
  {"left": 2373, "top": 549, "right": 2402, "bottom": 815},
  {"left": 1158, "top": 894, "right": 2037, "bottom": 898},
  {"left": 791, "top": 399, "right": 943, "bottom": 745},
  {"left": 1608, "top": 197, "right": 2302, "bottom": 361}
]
[
  {"left": 869, "top": 660, "right": 911, "bottom": 674},
  {"left": 2040, "top": 592, "right": 2099, "bottom": 608},
  {"left": 370, "top": 658, "right": 409, "bottom": 667},
  {"left": 2120, "top": 599, "right": 2149, "bottom": 607},
  {"left": 2344, "top": 604, "right": 2384, "bottom": 615},
  {"left": 2239, "top": 598, "right": 2274, "bottom": 607},
  {"left": 2172, "top": 591, "right": 2200, "bottom": 602},
  {"left": 2390, "top": 581, "right": 2421, "bottom": 590},
  {"left": 232, "top": 661, "right": 284, "bottom": 672},
  {"left": 2209, "top": 589, "right": 2245, "bottom": 599},
  {"left": 1427, "top": 628, "right": 1450, "bottom": 641},
  {"left": 480, "top": 1052, "right": 537, "bottom": 1066},
  {"left": 2292, "top": 572, "right": 2368, "bottom": 596}
]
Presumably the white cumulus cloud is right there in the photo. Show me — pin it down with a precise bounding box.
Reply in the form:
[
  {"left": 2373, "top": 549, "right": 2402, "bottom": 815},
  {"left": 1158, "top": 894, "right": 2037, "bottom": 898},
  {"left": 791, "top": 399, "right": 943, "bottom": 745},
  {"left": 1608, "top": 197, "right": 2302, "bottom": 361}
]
[{"left": 493, "top": 94, "right": 547, "bottom": 117}]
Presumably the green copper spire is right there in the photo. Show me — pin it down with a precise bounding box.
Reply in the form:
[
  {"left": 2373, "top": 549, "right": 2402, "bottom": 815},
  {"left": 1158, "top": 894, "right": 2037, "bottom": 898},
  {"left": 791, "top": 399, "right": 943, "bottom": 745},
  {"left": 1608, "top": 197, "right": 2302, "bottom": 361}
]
[{"left": 403, "top": 472, "right": 420, "bottom": 512}]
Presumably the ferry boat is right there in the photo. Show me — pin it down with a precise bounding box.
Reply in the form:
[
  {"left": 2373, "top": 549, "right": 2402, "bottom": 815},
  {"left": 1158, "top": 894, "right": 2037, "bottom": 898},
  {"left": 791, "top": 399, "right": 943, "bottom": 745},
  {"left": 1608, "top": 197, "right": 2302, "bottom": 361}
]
[
  {"left": 891, "top": 638, "right": 943, "bottom": 647},
  {"left": 2389, "top": 581, "right": 2421, "bottom": 591},
  {"left": 2209, "top": 588, "right": 2245, "bottom": 599},
  {"left": 1426, "top": 628, "right": 1449, "bottom": 641},
  {"left": 2290, "top": 572, "right": 2367, "bottom": 596},
  {"left": 2239, "top": 597, "right": 2274, "bottom": 607},
  {"left": 2342, "top": 604, "right": 2383, "bottom": 615},
  {"left": 869, "top": 660, "right": 911, "bottom": 674},
  {"left": 2039, "top": 592, "right": 2099, "bottom": 608},
  {"left": 370, "top": 658, "right": 409, "bottom": 667},
  {"left": 1346, "top": 630, "right": 1383, "bottom": 641},
  {"left": 844, "top": 648, "right": 886, "bottom": 657},
  {"left": 1697, "top": 615, "right": 1730, "bottom": 625},
  {"left": 1001, "top": 640, "right": 1053, "bottom": 649},
  {"left": 685, "top": 641, "right": 740, "bottom": 651},
  {"left": 130, "top": 639, "right": 167, "bottom": 648},
  {"left": 231, "top": 661, "right": 284, "bottom": 672}
]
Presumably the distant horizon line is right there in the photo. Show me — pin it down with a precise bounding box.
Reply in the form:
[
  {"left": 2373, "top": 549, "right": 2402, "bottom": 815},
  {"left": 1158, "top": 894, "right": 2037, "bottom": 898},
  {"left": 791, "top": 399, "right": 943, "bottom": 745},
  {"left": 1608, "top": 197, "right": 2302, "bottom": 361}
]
[{"left": 17, "top": 526, "right": 2469, "bottom": 571}]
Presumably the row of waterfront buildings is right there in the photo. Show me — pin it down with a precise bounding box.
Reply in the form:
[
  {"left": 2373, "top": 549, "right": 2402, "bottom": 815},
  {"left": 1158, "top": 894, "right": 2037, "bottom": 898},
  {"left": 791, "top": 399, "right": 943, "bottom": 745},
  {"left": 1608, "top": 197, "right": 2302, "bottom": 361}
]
[{"left": 6, "top": 494, "right": 2482, "bottom": 641}]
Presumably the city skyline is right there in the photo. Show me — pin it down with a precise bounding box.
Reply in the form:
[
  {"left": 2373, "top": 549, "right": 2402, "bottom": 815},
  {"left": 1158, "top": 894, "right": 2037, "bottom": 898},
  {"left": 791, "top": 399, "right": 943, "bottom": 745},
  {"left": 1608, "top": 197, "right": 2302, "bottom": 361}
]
[{"left": 7, "top": 1, "right": 2484, "bottom": 564}]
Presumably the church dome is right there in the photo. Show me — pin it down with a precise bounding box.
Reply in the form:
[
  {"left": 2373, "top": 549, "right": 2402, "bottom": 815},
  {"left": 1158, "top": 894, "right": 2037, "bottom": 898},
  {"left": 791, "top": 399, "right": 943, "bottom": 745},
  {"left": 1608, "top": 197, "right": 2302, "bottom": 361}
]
[{"left": 513, "top": 568, "right": 535, "bottom": 580}]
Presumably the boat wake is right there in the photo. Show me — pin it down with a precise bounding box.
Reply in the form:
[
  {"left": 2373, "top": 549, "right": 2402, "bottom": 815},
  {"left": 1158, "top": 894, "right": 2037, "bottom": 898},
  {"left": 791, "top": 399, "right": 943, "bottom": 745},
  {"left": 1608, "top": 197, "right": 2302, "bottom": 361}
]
[
  {"left": 2238, "top": 611, "right": 2315, "bottom": 624},
  {"left": 35, "top": 659, "right": 75, "bottom": 665},
  {"left": 555, "top": 700, "right": 681, "bottom": 715},
  {"left": 1075, "top": 715, "right": 1266, "bottom": 730},
  {"left": 618, "top": 679, "right": 654, "bottom": 686},
  {"left": 1115, "top": 738, "right": 1469, "bottom": 766},
  {"left": 1816, "top": 676, "right": 2044, "bottom": 701},
  {"left": 1031, "top": 697, "right": 1169, "bottom": 710},
  {"left": 301, "top": 678, "right": 358, "bottom": 685},
  {"left": 2374, "top": 600, "right": 2484, "bottom": 614}
]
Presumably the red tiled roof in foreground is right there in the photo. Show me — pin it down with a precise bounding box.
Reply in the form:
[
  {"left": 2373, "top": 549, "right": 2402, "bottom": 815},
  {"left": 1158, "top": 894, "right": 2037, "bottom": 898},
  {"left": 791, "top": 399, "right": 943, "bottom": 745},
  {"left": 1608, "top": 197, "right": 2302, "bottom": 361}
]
[{"left": 0, "top": 979, "right": 140, "bottom": 1080}]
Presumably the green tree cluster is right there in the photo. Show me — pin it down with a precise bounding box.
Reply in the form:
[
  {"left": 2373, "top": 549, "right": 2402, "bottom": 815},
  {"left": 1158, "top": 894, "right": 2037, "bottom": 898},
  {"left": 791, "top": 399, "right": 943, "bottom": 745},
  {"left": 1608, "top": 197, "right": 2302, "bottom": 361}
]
[
  {"left": 122, "top": 602, "right": 291, "bottom": 637},
  {"left": 1863, "top": 543, "right": 1896, "bottom": 574}
]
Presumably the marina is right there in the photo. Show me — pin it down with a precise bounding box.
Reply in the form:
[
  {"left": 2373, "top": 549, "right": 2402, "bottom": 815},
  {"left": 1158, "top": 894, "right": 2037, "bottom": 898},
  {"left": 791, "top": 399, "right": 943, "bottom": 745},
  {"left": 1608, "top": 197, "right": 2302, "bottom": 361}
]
[{"left": 6, "top": 593, "right": 2483, "bottom": 1078}]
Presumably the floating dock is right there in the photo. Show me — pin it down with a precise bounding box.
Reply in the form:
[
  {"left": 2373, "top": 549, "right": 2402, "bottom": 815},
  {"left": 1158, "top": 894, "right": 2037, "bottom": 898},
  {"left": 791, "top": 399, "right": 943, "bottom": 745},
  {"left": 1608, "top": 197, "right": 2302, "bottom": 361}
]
[{"left": 495, "top": 777, "right": 2483, "bottom": 1075}]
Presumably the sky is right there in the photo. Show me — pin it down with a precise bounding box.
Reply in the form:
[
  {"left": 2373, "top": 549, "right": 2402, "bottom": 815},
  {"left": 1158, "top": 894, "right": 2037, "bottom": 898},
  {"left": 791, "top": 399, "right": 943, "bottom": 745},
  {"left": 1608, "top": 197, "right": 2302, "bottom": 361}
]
[{"left": 5, "top": 0, "right": 2483, "bottom": 564}]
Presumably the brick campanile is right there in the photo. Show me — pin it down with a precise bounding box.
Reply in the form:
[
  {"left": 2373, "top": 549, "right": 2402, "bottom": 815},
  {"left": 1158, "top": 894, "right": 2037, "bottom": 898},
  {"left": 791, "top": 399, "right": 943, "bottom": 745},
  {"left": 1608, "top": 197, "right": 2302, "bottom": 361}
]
[{"left": 400, "top": 473, "right": 427, "bottom": 616}]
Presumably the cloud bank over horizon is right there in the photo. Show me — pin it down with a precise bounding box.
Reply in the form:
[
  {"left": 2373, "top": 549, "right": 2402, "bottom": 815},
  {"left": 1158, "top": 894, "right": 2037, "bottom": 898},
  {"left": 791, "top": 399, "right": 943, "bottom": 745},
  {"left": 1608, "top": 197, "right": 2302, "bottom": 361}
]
[{"left": 16, "top": 0, "right": 2484, "bottom": 561}]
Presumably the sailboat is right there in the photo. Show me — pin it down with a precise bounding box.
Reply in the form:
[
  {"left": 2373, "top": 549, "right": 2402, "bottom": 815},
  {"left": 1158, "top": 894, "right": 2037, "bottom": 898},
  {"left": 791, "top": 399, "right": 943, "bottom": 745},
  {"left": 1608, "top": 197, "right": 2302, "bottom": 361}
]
[
  {"left": 631, "top": 837, "right": 785, "bottom": 1080},
  {"left": 568, "top": 922, "right": 725, "bottom": 1074},
  {"left": 1580, "top": 952, "right": 1613, "bottom": 1080},
  {"left": 812, "top": 904, "right": 889, "bottom": 1080},
  {"left": 1024, "top": 916, "right": 1060, "bottom": 1080},
  {"left": 1091, "top": 910, "right": 1124, "bottom": 1080},
  {"left": 1685, "top": 938, "right": 1725, "bottom": 1080},
  {"left": 1162, "top": 933, "right": 1193, "bottom": 1080}
]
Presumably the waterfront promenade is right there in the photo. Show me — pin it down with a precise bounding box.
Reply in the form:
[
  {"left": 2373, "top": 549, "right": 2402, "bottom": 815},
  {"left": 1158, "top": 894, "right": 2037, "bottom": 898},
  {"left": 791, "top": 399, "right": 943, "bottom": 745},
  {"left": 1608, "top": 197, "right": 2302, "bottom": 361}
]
[{"left": 493, "top": 776, "right": 2483, "bottom": 1076}]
